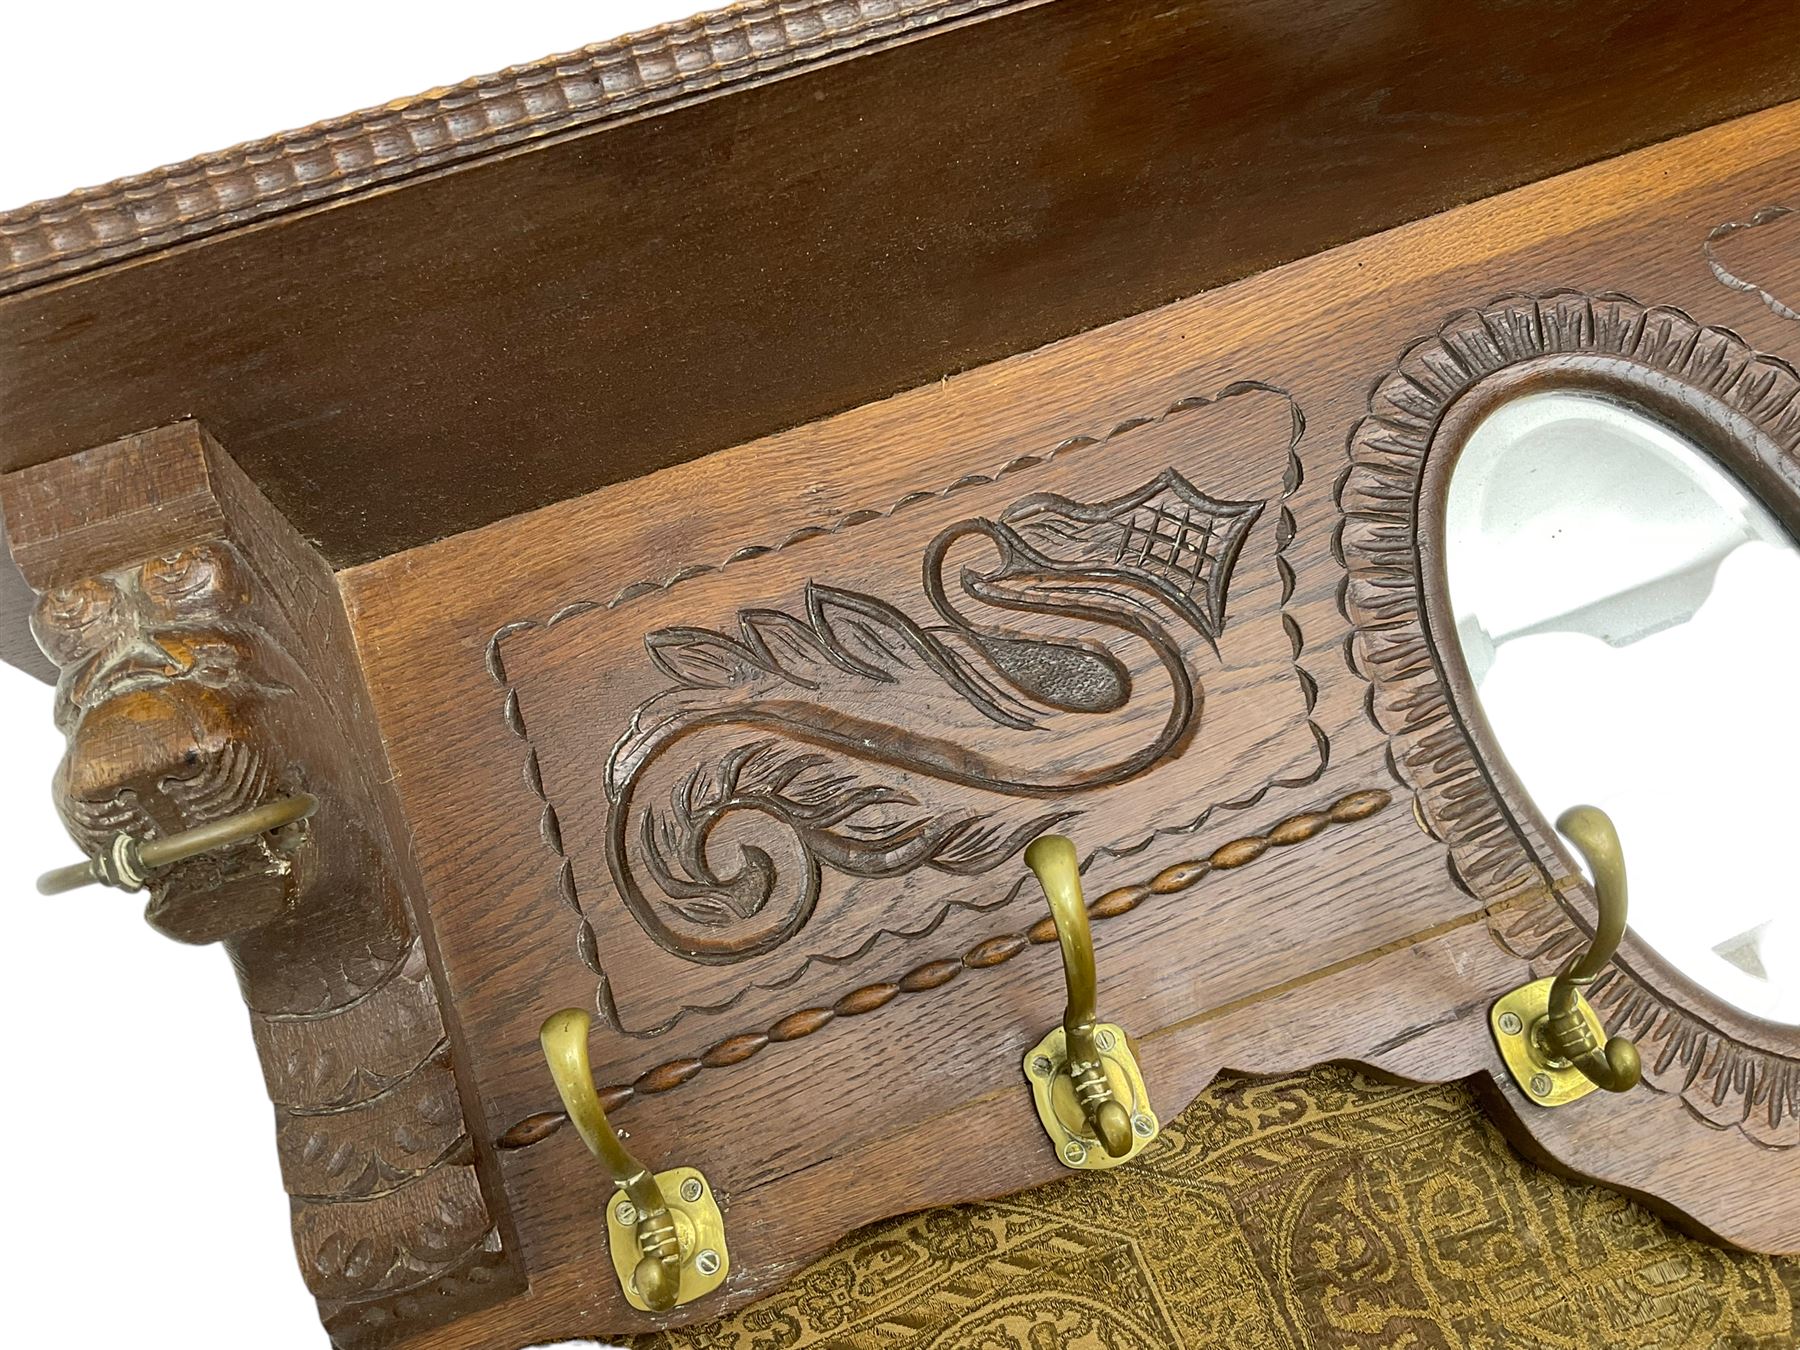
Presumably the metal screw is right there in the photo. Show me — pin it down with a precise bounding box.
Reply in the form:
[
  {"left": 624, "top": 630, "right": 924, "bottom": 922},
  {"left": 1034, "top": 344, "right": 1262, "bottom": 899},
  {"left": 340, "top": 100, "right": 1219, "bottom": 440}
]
[
  {"left": 1498, "top": 1011, "right": 1523, "bottom": 1036},
  {"left": 1094, "top": 1029, "right": 1117, "bottom": 1053},
  {"left": 695, "top": 1249, "right": 721, "bottom": 1277},
  {"left": 1530, "top": 1073, "right": 1554, "bottom": 1098},
  {"left": 680, "top": 1177, "right": 704, "bottom": 1204},
  {"left": 1030, "top": 1055, "right": 1055, "bottom": 1079},
  {"left": 615, "top": 1200, "right": 637, "bottom": 1225},
  {"left": 1132, "top": 1112, "right": 1154, "bottom": 1138},
  {"left": 1062, "top": 1139, "right": 1087, "bottom": 1164}
]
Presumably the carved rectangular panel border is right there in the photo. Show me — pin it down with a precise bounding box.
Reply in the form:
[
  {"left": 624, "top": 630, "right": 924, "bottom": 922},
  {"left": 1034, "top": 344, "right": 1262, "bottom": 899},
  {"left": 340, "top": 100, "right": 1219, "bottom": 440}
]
[{"left": 490, "top": 386, "right": 1326, "bottom": 1046}]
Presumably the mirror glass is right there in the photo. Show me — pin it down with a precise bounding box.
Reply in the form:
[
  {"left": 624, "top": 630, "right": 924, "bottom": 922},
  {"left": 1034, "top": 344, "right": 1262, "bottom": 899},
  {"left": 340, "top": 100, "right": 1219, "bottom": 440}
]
[{"left": 1446, "top": 390, "right": 1800, "bottom": 1024}]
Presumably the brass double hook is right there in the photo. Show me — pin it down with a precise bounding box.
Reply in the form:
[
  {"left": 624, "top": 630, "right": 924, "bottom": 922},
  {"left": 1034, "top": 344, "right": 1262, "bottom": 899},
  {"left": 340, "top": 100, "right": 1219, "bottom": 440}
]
[
  {"left": 1021, "top": 835, "right": 1158, "bottom": 1169},
  {"left": 539, "top": 1009, "right": 728, "bottom": 1313},
  {"left": 1491, "top": 805, "right": 1643, "bottom": 1105}
]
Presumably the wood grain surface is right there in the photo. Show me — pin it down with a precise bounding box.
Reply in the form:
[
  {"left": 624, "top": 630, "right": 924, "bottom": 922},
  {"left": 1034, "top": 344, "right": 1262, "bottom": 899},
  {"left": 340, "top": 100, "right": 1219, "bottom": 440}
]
[
  {"left": 324, "top": 99, "right": 1800, "bottom": 1346},
  {"left": 6, "top": 0, "right": 1800, "bottom": 691}
]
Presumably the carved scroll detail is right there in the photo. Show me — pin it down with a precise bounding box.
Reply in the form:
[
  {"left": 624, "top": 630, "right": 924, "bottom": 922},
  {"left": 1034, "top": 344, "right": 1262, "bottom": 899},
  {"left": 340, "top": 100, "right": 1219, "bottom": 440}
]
[
  {"left": 498, "top": 789, "right": 1393, "bottom": 1147},
  {"left": 492, "top": 385, "right": 1328, "bottom": 1040},
  {"left": 1338, "top": 291, "right": 1800, "bottom": 1145},
  {"left": 608, "top": 469, "right": 1261, "bottom": 964}
]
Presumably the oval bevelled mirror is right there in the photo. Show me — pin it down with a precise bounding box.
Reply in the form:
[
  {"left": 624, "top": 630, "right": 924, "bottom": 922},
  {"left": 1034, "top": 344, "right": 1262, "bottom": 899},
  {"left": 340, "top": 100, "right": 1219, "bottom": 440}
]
[{"left": 1445, "top": 390, "right": 1800, "bottom": 1025}]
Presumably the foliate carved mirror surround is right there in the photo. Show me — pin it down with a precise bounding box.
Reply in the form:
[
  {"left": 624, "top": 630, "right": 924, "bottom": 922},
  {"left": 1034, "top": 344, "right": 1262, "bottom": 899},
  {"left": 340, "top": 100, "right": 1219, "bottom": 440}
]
[{"left": 1341, "top": 291, "right": 1800, "bottom": 1147}]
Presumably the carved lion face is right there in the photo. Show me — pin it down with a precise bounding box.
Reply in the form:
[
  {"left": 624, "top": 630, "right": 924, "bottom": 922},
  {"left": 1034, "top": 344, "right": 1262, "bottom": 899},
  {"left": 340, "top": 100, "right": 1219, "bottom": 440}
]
[{"left": 34, "top": 543, "right": 309, "bottom": 944}]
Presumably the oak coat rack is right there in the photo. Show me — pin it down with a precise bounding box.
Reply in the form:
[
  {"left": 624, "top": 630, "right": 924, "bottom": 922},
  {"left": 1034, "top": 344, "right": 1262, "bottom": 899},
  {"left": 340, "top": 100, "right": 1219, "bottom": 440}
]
[{"left": 7, "top": 1, "right": 1800, "bottom": 1344}]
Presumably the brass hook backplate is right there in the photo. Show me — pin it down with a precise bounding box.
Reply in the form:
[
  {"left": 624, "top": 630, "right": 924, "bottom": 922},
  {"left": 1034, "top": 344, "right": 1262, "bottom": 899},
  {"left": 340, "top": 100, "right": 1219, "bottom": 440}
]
[
  {"left": 603, "top": 1167, "right": 729, "bottom": 1314},
  {"left": 1022, "top": 835, "right": 1158, "bottom": 1169},
  {"left": 1023, "top": 1022, "right": 1158, "bottom": 1170},
  {"left": 1490, "top": 978, "right": 1612, "bottom": 1107},
  {"left": 1491, "top": 804, "right": 1642, "bottom": 1107}
]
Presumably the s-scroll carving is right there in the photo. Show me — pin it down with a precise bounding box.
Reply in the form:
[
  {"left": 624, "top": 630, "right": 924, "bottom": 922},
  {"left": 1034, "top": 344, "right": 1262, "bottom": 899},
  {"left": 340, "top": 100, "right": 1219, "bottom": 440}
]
[
  {"left": 608, "top": 470, "right": 1262, "bottom": 964},
  {"left": 500, "top": 385, "right": 1332, "bottom": 1044},
  {"left": 500, "top": 387, "right": 1326, "bottom": 1038}
]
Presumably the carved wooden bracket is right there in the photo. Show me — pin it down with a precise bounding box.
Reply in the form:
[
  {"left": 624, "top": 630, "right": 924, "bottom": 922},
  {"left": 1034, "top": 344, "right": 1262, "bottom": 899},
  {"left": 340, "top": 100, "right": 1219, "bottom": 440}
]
[{"left": 0, "top": 423, "right": 520, "bottom": 1347}]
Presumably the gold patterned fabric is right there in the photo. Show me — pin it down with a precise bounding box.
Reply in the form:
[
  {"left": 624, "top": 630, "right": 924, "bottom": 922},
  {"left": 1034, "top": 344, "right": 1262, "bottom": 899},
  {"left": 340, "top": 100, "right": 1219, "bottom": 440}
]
[{"left": 626, "top": 1066, "right": 1800, "bottom": 1349}]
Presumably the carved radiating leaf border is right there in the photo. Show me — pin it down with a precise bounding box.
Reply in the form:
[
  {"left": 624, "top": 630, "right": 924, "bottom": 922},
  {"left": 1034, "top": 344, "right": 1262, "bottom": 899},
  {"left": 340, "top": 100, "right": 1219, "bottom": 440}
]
[
  {"left": 0, "top": 0, "right": 1021, "bottom": 293},
  {"left": 1336, "top": 290, "right": 1800, "bottom": 1145},
  {"left": 487, "top": 383, "right": 1327, "bottom": 1040}
]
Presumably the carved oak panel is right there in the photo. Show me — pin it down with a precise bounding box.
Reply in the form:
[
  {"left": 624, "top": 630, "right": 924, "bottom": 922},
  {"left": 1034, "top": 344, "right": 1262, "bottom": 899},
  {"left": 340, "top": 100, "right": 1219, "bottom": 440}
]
[
  {"left": 21, "top": 86, "right": 1800, "bottom": 1350},
  {"left": 496, "top": 388, "right": 1325, "bottom": 1039}
]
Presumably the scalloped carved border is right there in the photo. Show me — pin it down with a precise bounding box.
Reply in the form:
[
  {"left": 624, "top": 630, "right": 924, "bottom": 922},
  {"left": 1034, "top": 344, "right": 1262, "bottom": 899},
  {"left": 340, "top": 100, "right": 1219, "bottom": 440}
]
[
  {"left": 486, "top": 384, "right": 1328, "bottom": 1040},
  {"left": 0, "top": 0, "right": 1017, "bottom": 294},
  {"left": 1337, "top": 290, "right": 1800, "bottom": 1145}
]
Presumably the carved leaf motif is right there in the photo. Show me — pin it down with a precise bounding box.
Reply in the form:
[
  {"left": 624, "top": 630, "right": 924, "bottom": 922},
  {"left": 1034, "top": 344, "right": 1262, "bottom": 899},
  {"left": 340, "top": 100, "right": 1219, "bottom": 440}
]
[
  {"left": 252, "top": 940, "right": 446, "bottom": 1109},
  {"left": 639, "top": 741, "right": 1070, "bottom": 931},
  {"left": 645, "top": 626, "right": 772, "bottom": 688},
  {"left": 274, "top": 1048, "right": 467, "bottom": 1200},
  {"left": 293, "top": 1162, "right": 493, "bottom": 1302},
  {"left": 739, "top": 608, "right": 840, "bottom": 688},
  {"left": 607, "top": 466, "right": 1265, "bottom": 966},
  {"left": 805, "top": 584, "right": 921, "bottom": 681},
  {"left": 641, "top": 586, "right": 955, "bottom": 694}
]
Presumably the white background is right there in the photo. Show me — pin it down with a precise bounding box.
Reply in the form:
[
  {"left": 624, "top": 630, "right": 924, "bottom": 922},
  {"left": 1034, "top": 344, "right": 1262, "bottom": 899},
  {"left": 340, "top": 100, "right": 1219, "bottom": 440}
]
[{"left": 0, "top": 5, "right": 702, "bottom": 1347}]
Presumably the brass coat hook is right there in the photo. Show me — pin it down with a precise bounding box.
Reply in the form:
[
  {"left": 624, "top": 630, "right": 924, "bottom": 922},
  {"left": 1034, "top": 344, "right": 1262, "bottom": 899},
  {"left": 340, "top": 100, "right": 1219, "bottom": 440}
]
[
  {"left": 539, "top": 1009, "right": 728, "bottom": 1313},
  {"left": 1491, "top": 805, "right": 1643, "bottom": 1106},
  {"left": 1021, "top": 835, "right": 1158, "bottom": 1169},
  {"left": 36, "top": 792, "right": 318, "bottom": 895}
]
